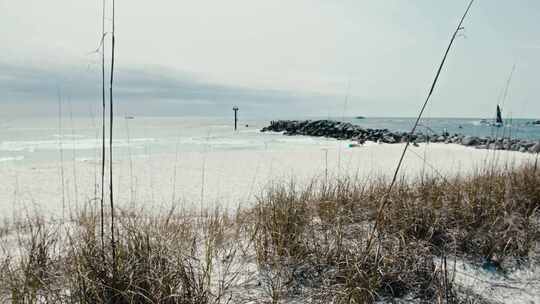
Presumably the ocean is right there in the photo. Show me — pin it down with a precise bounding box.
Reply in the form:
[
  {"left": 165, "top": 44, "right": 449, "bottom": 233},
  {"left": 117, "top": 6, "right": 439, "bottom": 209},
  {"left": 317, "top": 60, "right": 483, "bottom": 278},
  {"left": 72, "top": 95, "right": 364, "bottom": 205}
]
[{"left": 1, "top": 116, "right": 539, "bottom": 165}]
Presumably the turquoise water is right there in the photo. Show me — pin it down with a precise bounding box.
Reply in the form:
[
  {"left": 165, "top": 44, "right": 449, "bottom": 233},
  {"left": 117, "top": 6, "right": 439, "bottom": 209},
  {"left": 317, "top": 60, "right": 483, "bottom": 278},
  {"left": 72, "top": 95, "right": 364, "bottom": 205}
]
[{"left": 1, "top": 116, "right": 539, "bottom": 165}]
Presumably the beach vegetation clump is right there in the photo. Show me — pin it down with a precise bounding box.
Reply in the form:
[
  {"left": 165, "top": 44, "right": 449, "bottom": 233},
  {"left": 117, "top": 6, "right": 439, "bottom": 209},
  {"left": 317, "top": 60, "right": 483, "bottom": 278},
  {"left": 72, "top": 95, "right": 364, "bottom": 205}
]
[
  {"left": 0, "top": 163, "right": 539, "bottom": 303},
  {"left": 379, "top": 165, "right": 540, "bottom": 264},
  {"left": 249, "top": 163, "right": 540, "bottom": 303},
  {"left": 0, "top": 209, "right": 244, "bottom": 303}
]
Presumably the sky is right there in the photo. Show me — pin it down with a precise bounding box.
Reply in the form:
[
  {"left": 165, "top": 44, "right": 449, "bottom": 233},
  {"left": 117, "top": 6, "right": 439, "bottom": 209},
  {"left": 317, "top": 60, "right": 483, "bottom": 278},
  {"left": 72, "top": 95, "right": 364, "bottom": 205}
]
[{"left": 1, "top": 0, "right": 539, "bottom": 118}]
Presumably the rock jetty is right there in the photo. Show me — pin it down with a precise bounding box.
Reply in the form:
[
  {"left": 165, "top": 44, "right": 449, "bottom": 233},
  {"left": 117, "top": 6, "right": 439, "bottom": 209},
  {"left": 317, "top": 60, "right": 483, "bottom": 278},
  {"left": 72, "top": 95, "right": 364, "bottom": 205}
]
[{"left": 261, "top": 120, "right": 540, "bottom": 153}]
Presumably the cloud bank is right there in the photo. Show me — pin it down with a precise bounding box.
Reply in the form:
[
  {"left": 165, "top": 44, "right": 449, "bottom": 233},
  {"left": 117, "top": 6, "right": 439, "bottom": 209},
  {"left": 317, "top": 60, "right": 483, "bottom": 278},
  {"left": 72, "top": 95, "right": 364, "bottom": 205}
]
[{"left": 0, "top": 62, "right": 339, "bottom": 117}]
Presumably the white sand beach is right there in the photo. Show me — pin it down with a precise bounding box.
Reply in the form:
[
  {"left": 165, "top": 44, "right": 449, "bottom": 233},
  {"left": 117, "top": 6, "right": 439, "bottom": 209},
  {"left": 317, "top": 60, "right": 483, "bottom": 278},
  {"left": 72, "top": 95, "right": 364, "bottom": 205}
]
[{"left": 1, "top": 140, "right": 536, "bottom": 219}]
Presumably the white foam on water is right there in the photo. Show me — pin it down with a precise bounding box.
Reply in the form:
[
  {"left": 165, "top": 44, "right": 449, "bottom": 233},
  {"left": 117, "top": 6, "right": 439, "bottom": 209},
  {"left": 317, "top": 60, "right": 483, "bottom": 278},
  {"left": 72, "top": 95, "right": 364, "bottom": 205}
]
[
  {"left": 52, "top": 134, "right": 87, "bottom": 139},
  {"left": 177, "top": 136, "right": 261, "bottom": 148},
  {"left": 0, "top": 156, "right": 24, "bottom": 162},
  {"left": 471, "top": 120, "right": 483, "bottom": 126},
  {"left": 0, "top": 137, "right": 158, "bottom": 152}
]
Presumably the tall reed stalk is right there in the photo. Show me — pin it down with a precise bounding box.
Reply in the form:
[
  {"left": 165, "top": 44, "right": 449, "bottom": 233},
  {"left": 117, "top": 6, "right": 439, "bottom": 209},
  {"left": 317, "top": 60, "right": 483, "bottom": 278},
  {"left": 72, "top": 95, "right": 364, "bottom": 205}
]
[
  {"left": 57, "top": 89, "right": 66, "bottom": 221},
  {"left": 171, "top": 130, "right": 182, "bottom": 204},
  {"left": 100, "top": 0, "right": 106, "bottom": 257},
  {"left": 337, "top": 78, "right": 351, "bottom": 174},
  {"left": 125, "top": 117, "right": 135, "bottom": 205},
  {"left": 366, "top": 0, "right": 475, "bottom": 252},
  {"left": 68, "top": 96, "right": 79, "bottom": 212},
  {"left": 109, "top": 0, "right": 117, "bottom": 277},
  {"left": 200, "top": 138, "right": 208, "bottom": 212},
  {"left": 88, "top": 103, "right": 100, "bottom": 205}
]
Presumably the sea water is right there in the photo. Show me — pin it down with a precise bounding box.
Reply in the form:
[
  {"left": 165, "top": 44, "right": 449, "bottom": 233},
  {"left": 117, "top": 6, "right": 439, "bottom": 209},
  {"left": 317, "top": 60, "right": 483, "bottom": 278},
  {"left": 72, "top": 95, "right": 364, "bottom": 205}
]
[{"left": 1, "top": 116, "right": 539, "bottom": 166}]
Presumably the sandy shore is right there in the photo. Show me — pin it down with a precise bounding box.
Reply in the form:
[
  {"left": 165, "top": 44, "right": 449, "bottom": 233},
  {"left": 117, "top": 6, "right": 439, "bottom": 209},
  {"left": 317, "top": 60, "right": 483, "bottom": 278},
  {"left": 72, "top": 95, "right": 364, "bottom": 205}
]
[
  {"left": 0, "top": 141, "right": 536, "bottom": 218},
  {"left": 1, "top": 140, "right": 539, "bottom": 303}
]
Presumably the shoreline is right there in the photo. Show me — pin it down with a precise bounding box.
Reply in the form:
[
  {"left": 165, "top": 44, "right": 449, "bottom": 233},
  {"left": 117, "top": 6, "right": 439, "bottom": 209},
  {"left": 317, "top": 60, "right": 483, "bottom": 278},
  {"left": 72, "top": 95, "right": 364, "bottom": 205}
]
[{"left": 1, "top": 140, "right": 536, "bottom": 219}]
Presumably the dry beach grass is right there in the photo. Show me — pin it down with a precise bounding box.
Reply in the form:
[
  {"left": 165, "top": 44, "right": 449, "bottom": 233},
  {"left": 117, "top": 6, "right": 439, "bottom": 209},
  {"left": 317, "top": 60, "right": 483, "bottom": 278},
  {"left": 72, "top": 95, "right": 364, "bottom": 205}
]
[{"left": 1, "top": 162, "right": 539, "bottom": 303}]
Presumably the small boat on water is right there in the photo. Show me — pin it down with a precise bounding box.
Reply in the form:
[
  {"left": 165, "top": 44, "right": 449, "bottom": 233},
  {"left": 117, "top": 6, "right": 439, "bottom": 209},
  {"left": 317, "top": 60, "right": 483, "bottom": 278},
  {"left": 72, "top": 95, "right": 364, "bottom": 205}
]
[
  {"left": 479, "top": 105, "right": 503, "bottom": 127},
  {"left": 495, "top": 104, "right": 503, "bottom": 127}
]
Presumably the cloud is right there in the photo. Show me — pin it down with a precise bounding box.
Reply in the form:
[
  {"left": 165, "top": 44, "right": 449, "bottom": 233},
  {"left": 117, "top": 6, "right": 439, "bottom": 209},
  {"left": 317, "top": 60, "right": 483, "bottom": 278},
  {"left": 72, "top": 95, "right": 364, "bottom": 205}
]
[{"left": 0, "top": 62, "right": 336, "bottom": 117}]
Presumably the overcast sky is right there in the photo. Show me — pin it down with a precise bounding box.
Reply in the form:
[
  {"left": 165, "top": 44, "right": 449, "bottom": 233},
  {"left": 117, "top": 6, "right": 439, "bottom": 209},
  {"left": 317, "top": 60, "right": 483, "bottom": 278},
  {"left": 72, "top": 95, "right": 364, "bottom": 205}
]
[{"left": 1, "top": 0, "right": 539, "bottom": 118}]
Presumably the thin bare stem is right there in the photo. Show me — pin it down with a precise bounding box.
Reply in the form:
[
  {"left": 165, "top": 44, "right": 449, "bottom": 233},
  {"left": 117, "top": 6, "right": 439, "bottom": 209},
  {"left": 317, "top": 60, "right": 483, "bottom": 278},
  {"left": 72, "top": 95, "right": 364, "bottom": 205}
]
[
  {"left": 172, "top": 130, "right": 182, "bottom": 204},
  {"left": 100, "top": 0, "right": 106, "bottom": 258},
  {"left": 57, "top": 88, "right": 66, "bottom": 221},
  {"left": 200, "top": 132, "right": 210, "bottom": 213},
  {"left": 500, "top": 63, "right": 516, "bottom": 113},
  {"left": 337, "top": 78, "right": 351, "bottom": 173},
  {"left": 68, "top": 96, "right": 79, "bottom": 212},
  {"left": 109, "top": 0, "right": 117, "bottom": 276},
  {"left": 125, "top": 117, "right": 134, "bottom": 205},
  {"left": 88, "top": 102, "right": 99, "bottom": 205},
  {"left": 365, "top": 0, "right": 475, "bottom": 252}
]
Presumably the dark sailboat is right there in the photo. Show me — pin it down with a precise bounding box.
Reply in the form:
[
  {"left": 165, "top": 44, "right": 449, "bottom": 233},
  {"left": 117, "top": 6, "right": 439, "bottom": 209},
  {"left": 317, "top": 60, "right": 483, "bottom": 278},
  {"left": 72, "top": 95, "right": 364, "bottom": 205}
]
[
  {"left": 495, "top": 104, "right": 503, "bottom": 126},
  {"left": 479, "top": 105, "right": 503, "bottom": 127}
]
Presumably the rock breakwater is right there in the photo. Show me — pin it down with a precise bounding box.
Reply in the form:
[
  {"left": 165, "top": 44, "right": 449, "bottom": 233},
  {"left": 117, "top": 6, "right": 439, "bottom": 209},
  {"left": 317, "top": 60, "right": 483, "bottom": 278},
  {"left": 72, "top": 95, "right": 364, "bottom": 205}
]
[{"left": 261, "top": 120, "right": 540, "bottom": 153}]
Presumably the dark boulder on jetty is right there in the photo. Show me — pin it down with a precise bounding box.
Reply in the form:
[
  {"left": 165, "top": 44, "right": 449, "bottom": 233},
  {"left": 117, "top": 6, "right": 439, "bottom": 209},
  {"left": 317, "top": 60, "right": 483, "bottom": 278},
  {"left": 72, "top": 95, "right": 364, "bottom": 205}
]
[
  {"left": 261, "top": 120, "right": 540, "bottom": 154},
  {"left": 262, "top": 120, "right": 426, "bottom": 144},
  {"left": 461, "top": 136, "right": 479, "bottom": 146}
]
